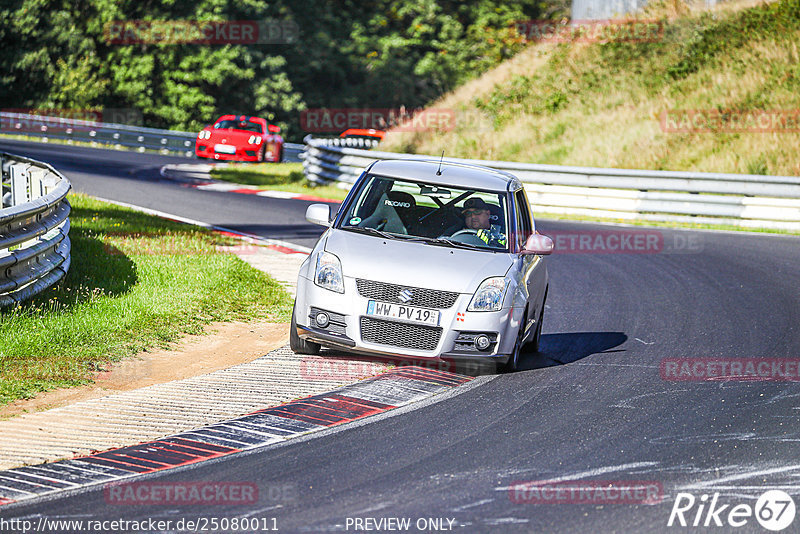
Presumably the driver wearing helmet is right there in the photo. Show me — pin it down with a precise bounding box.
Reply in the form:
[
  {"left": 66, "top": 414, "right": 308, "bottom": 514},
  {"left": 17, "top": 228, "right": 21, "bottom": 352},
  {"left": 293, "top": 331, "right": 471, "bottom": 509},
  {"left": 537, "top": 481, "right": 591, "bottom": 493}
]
[{"left": 461, "top": 198, "right": 507, "bottom": 247}]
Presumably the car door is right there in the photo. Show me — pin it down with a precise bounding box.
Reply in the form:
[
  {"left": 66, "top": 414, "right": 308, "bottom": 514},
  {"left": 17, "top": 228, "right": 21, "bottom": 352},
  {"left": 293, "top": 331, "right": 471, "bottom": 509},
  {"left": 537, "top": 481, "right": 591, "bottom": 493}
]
[{"left": 513, "top": 188, "right": 547, "bottom": 338}]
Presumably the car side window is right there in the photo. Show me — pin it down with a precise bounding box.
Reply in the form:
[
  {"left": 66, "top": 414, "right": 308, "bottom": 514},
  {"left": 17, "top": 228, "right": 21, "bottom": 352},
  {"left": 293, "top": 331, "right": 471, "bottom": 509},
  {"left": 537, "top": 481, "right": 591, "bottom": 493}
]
[{"left": 515, "top": 189, "right": 533, "bottom": 250}]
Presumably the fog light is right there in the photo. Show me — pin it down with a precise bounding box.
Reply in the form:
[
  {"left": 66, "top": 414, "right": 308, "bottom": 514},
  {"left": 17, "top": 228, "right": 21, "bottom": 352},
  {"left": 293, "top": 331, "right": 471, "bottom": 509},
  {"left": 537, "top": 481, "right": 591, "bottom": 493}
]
[
  {"left": 315, "top": 312, "right": 330, "bottom": 328},
  {"left": 474, "top": 334, "right": 491, "bottom": 351}
]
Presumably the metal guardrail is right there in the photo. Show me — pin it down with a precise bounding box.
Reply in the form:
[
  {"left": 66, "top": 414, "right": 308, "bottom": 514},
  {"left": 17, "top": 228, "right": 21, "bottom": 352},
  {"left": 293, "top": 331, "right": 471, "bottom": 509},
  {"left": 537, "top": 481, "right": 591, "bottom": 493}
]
[
  {"left": 306, "top": 137, "right": 381, "bottom": 149},
  {"left": 0, "top": 153, "right": 71, "bottom": 307},
  {"left": 0, "top": 112, "right": 304, "bottom": 162},
  {"left": 302, "top": 136, "right": 800, "bottom": 231},
  {"left": 0, "top": 111, "right": 198, "bottom": 156},
  {"left": 282, "top": 142, "right": 304, "bottom": 163}
]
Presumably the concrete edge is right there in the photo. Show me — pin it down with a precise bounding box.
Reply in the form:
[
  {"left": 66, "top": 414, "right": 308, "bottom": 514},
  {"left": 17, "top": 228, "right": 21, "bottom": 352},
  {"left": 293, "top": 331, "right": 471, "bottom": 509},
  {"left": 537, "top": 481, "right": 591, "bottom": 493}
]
[{"left": 0, "top": 366, "right": 474, "bottom": 509}]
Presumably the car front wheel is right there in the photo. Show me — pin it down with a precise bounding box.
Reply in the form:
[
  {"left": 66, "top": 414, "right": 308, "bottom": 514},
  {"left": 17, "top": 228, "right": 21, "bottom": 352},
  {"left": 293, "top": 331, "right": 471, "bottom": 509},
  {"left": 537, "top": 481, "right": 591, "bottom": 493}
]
[
  {"left": 290, "top": 304, "right": 320, "bottom": 355},
  {"left": 501, "top": 311, "right": 527, "bottom": 373}
]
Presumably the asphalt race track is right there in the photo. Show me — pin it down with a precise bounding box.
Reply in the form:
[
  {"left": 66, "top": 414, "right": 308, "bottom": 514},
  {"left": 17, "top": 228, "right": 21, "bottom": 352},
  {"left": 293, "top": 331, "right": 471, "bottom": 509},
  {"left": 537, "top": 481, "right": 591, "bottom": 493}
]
[
  {"left": 2, "top": 139, "right": 800, "bottom": 532},
  {"left": 0, "top": 139, "right": 327, "bottom": 250}
]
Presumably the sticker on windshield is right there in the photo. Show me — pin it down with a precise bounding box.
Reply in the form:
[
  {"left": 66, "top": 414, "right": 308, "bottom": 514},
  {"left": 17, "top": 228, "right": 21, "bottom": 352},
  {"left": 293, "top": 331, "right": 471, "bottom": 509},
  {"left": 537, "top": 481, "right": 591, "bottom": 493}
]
[{"left": 349, "top": 217, "right": 362, "bottom": 225}]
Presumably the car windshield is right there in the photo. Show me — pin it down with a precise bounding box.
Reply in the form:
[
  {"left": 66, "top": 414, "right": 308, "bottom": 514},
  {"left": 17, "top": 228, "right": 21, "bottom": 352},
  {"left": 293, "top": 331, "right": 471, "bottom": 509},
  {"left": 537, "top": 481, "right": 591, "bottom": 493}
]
[
  {"left": 214, "top": 119, "right": 263, "bottom": 133},
  {"left": 338, "top": 174, "right": 509, "bottom": 252}
]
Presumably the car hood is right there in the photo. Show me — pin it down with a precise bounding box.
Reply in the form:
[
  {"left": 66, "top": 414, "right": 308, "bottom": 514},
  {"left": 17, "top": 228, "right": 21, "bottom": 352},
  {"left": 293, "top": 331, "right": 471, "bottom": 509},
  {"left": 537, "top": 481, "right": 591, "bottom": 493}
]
[
  {"left": 324, "top": 229, "right": 513, "bottom": 293},
  {"left": 207, "top": 129, "right": 255, "bottom": 144}
]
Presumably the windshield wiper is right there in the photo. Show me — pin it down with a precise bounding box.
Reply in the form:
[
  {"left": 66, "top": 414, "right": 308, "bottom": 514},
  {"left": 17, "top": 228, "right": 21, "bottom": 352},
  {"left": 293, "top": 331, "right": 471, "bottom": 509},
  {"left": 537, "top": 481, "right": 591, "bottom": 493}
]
[
  {"left": 342, "top": 226, "right": 403, "bottom": 240},
  {"left": 425, "top": 237, "right": 488, "bottom": 251},
  {"left": 342, "top": 227, "right": 498, "bottom": 250}
]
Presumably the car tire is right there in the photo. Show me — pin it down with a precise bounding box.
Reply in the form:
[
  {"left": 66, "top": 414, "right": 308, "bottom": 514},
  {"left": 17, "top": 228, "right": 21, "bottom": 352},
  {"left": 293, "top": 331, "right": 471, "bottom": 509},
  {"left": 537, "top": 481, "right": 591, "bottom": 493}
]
[
  {"left": 529, "top": 306, "right": 544, "bottom": 353},
  {"left": 529, "top": 287, "right": 547, "bottom": 353},
  {"left": 290, "top": 304, "right": 321, "bottom": 355},
  {"left": 501, "top": 311, "right": 528, "bottom": 373}
]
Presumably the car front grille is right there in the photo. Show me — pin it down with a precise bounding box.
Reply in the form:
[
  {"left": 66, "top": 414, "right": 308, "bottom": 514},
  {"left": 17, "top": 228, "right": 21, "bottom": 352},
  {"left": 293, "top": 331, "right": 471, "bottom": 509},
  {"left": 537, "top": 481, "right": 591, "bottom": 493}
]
[
  {"left": 360, "top": 317, "right": 442, "bottom": 351},
  {"left": 356, "top": 279, "right": 459, "bottom": 309}
]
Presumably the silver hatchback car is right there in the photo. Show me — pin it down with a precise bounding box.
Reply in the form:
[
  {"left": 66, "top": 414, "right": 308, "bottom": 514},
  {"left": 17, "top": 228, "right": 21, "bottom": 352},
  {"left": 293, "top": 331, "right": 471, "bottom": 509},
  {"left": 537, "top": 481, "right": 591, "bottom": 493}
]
[{"left": 291, "top": 159, "right": 553, "bottom": 372}]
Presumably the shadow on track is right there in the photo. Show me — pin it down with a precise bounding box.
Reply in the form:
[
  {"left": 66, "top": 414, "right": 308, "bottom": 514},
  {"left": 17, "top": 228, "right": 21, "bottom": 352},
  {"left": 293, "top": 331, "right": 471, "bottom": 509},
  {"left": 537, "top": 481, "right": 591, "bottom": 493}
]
[
  {"left": 303, "top": 332, "right": 628, "bottom": 377},
  {"left": 520, "top": 331, "right": 628, "bottom": 371}
]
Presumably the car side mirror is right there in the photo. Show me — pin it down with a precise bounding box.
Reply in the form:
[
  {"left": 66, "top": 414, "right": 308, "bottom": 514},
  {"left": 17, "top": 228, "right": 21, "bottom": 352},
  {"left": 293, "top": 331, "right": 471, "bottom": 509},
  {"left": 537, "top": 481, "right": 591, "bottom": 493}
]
[
  {"left": 268, "top": 124, "right": 281, "bottom": 133},
  {"left": 306, "top": 203, "right": 331, "bottom": 227},
  {"left": 521, "top": 233, "right": 554, "bottom": 255}
]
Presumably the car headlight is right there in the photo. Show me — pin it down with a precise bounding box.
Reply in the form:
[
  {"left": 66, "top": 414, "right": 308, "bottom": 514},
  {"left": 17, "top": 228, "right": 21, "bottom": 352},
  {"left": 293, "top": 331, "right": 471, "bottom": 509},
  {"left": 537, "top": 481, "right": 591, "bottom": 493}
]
[
  {"left": 468, "top": 277, "right": 507, "bottom": 312},
  {"left": 247, "top": 135, "right": 262, "bottom": 145},
  {"left": 314, "top": 252, "right": 344, "bottom": 293},
  {"left": 198, "top": 130, "right": 211, "bottom": 140}
]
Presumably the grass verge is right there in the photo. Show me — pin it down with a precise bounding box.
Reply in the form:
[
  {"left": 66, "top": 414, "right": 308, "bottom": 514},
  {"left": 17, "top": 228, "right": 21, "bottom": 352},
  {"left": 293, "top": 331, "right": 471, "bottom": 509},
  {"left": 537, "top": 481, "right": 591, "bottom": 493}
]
[
  {"left": 0, "top": 193, "right": 293, "bottom": 406},
  {"left": 535, "top": 211, "right": 800, "bottom": 236},
  {"left": 210, "top": 162, "right": 350, "bottom": 201}
]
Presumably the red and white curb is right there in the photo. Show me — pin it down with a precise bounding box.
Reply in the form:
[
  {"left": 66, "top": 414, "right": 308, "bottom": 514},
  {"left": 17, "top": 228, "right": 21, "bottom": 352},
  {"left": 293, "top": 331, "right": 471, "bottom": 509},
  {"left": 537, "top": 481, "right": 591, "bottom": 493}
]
[
  {"left": 159, "top": 163, "right": 344, "bottom": 204},
  {"left": 186, "top": 181, "right": 342, "bottom": 204},
  {"left": 0, "top": 367, "right": 472, "bottom": 508}
]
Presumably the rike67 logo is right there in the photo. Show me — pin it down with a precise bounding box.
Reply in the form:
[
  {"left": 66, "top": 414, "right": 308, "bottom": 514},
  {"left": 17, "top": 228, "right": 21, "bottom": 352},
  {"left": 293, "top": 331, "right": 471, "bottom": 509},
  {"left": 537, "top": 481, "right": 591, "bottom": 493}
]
[{"left": 668, "top": 490, "right": 796, "bottom": 531}]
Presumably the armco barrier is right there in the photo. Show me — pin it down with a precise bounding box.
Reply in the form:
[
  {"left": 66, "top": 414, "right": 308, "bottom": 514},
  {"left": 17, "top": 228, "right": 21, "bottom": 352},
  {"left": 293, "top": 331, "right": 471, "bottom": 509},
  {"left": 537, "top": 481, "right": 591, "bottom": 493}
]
[
  {"left": 0, "top": 112, "right": 304, "bottom": 162},
  {"left": 302, "top": 136, "right": 800, "bottom": 231},
  {"left": 308, "top": 137, "right": 381, "bottom": 149},
  {"left": 0, "top": 153, "right": 71, "bottom": 307}
]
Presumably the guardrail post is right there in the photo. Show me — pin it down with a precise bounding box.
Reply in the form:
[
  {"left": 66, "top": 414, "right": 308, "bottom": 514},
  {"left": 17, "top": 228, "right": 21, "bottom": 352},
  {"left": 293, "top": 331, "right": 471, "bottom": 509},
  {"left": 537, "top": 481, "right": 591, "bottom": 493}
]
[
  {"left": 29, "top": 168, "right": 45, "bottom": 200},
  {"left": 10, "top": 163, "right": 28, "bottom": 206},
  {"left": 1, "top": 155, "right": 7, "bottom": 208}
]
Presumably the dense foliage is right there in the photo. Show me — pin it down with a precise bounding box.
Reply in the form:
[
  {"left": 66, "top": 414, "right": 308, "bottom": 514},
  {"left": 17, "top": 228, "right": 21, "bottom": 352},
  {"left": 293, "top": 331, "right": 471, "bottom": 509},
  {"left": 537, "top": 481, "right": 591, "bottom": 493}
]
[
  {"left": 0, "top": 0, "right": 567, "bottom": 139},
  {"left": 383, "top": 0, "right": 800, "bottom": 176}
]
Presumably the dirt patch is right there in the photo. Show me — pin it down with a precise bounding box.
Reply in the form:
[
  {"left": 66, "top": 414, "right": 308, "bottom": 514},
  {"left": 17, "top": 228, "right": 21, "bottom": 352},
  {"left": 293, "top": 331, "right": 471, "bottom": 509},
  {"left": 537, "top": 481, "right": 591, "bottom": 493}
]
[{"left": 0, "top": 321, "right": 289, "bottom": 419}]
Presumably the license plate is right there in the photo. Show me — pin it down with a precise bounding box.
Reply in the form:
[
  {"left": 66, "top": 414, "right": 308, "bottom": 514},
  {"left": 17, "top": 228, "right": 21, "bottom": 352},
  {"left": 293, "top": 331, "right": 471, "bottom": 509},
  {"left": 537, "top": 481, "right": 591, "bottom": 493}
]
[
  {"left": 366, "top": 300, "right": 440, "bottom": 326},
  {"left": 214, "top": 143, "right": 236, "bottom": 154}
]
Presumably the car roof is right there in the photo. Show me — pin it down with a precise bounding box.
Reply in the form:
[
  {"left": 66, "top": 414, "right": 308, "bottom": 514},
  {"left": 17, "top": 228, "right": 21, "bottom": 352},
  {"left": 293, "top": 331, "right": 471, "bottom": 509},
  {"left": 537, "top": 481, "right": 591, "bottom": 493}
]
[
  {"left": 216, "top": 115, "right": 267, "bottom": 124},
  {"left": 368, "top": 159, "right": 522, "bottom": 192}
]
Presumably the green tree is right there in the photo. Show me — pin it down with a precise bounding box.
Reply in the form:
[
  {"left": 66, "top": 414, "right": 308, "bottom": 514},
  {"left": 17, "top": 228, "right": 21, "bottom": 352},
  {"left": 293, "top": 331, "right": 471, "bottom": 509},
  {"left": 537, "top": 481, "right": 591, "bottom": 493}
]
[{"left": 1, "top": 0, "right": 559, "bottom": 138}]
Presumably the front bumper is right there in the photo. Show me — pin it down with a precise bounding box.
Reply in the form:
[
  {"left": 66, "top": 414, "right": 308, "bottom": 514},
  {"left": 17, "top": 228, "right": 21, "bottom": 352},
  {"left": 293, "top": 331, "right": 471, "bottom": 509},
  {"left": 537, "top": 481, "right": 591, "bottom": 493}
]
[
  {"left": 294, "top": 275, "right": 522, "bottom": 363},
  {"left": 195, "top": 144, "right": 276, "bottom": 162}
]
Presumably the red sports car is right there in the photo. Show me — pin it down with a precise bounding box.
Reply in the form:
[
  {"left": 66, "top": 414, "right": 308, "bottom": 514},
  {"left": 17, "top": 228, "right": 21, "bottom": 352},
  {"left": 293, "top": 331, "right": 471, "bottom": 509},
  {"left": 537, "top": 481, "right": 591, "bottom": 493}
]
[{"left": 196, "top": 115, "right": 283, "bottom": 162}]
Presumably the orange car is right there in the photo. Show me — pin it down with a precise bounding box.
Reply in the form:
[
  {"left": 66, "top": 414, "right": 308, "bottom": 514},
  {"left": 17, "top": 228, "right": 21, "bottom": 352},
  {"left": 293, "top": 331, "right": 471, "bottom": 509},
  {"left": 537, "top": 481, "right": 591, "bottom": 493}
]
[{"left": 339, "top": 128, "right": 386, "bottom": 142}]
